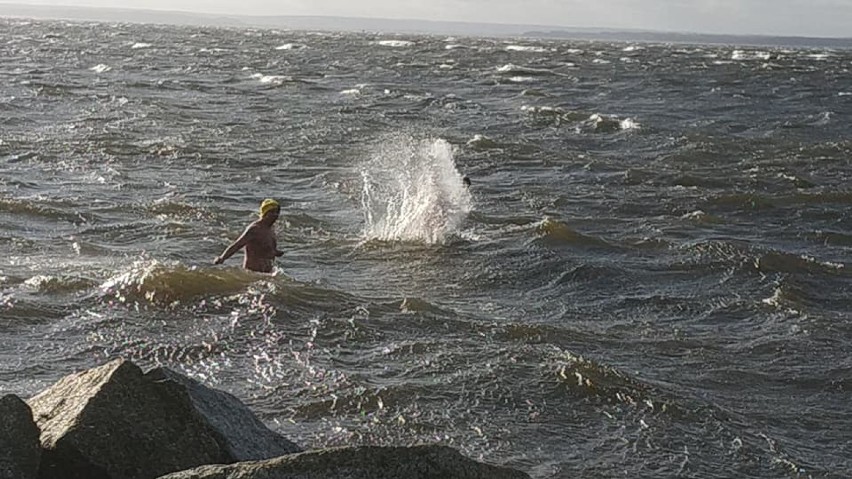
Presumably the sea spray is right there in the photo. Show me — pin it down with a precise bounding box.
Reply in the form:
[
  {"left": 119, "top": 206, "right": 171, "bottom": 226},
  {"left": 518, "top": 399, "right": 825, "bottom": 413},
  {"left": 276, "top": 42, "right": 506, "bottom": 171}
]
[{"left": 360, "top": 136, "right": 472, "bottom": 244}]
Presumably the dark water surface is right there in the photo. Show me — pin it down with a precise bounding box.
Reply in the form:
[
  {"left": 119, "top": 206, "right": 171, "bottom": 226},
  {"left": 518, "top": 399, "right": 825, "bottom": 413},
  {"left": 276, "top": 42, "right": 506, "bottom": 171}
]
[{"left": 1, "top": 18, "right": 851, "bottom": 478}]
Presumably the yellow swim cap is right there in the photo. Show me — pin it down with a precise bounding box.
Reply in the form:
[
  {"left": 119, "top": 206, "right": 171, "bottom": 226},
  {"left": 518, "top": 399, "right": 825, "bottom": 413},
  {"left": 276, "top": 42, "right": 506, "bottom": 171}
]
[{"left": 260, "top": 198, "right": 279, "bottom": 217}]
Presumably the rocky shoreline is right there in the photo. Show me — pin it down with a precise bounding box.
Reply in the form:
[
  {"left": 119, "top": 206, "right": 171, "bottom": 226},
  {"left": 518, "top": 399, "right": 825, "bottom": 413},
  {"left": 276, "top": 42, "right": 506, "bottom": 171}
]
[{"left": 0, "top": 359, "right": 529, "bottom": 479}]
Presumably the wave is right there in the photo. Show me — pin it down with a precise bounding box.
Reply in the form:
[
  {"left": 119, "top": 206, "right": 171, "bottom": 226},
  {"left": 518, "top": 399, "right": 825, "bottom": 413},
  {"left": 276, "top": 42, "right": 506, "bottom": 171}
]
[
  {"left": 0, "top": 197, "right": 93, "bottom": 225},
  {"left": 90, "top": 64, "right": 111, "bottom": 73},
  {"left": 504, "top": 45, "right": 549, "bottom": 53},
  {"left": 705, "top": 191, "right": 852, "bottom": 211},
  {"left": 754, "top": 251, "right": 845, "bottom": 276},
  {"left": 466, "top": 134, "right": 500, "bottom": 150},
  {"left": 533, "top": 218, "right": 614, "bottom": 249},
  {"left": 375, "top": 40, "right": 414, "bottom": 48},
  {"left": 495, "top": 63, "right": 556, "bottom": 77},
  {"left": 732, "top": 50, "right": 771, "bottom": 61},
  {"left": 275, "top": 43, "right": 305, "bottom": 50},
  {"left": 23, "top": 274, "right": 98, "bottom": 294},
  {"left": 359, "top": 135, "right": 472, "bottom": 244},
  {"left": 251, "top": 73, "right": 294, "bottom": 85},
  {"left": 98, "top": 260, "right": 266, "bottom": 306},
  {"left": 130, "top": 42, "right": 152, "bottom": 49}
]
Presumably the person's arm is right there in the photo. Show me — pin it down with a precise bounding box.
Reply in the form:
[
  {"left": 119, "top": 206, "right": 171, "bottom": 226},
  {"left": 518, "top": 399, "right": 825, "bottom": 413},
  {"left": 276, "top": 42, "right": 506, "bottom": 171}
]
[{"left": 214, "top": 225, "right": 255, "bottom": 264}]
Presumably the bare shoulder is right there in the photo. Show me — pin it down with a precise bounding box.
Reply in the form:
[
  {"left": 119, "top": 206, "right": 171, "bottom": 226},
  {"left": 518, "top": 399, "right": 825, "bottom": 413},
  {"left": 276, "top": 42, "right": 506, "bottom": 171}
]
[{"left": 243, "top": 220, "right": 263, "bottom": 236}]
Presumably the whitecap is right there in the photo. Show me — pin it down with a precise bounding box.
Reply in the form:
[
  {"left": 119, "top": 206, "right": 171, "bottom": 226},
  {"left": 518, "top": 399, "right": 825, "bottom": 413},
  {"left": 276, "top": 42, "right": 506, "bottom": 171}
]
[
  {"left": 467, "top": 134, "right": 499, "bottom": 150},
  {"left": 521, "top": 105, "right": 561, "bottom": 115},
  {"left": 275, "top": 43, "right": 304, "bottom": 50},
  {"left": 509, "top": 76, "right": 535, "bottom": 83},
  {"left": 445, "top": 44, "right": 466, "bottom": 50},
  {"left": 592, "top": 59, "right": 611, "bottom": 64},
  {"left": 839, "top": 92, "right": 851, "bottom": 97},
  {"left": 251, "top": 73, "right": 292, "bottom": 84},
  {"left": 806, "top": 53, "right": 831, "bottom": 61},
  {"left": 732, "top": 50, "right": 770, "bottom": 61},
  {"left": 619, "top": 118, "right": 640, "bottom": 130},
  {"left": 340, "top": 88, "right": 361, "bottom": 96},
  {"left": 438, "top": 64, "right": 455, "bottom": 70},
  {"left": 131, "top": 42, "right": 152, "bottom": 49},
  {"left": 376, "top": 40, "right": 414, "bottom": 48},
  {"left": 505, "top": 45, "right": 548, "bottom": 53},
  {"left": 90, "top": 64, "right": 111, "bottom": 73},
  {"left": 622, "top": 45, "right": 642, "bottom": 52}
]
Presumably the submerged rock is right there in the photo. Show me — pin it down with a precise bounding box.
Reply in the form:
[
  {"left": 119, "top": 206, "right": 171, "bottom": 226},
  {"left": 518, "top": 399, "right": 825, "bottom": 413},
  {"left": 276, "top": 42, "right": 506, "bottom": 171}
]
[
  {"left": 145, "top": 367, "right": 302, "bottom": 460},
  {"left": 28, "top": 359, "right": 225, "bottom": 479},
  {"left": 156, "top": 445, "right": 531, "bottom": 479},
  {"left": 0, "top": 394, "right": 41, "bottom": 479}
]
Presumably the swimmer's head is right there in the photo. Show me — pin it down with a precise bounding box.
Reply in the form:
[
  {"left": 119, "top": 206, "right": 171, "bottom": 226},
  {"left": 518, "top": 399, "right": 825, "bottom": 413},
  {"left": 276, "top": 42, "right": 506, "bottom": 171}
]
[
  {"left": 462, "top": 176, "right": 471, "bottom": 188},
  {"left": 260, "top": 198, "right": 280, "bottom": 219}
]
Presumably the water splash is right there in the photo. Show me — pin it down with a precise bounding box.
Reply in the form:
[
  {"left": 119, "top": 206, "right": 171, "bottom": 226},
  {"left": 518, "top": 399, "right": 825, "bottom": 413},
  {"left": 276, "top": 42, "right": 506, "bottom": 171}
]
[{"left": 360, "top": 136, "right": 472, "bottom": 244}]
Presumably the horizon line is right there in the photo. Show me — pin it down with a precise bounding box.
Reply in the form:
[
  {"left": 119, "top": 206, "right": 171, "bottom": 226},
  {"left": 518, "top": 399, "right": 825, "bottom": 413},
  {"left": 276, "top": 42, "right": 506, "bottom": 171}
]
[{"left": 1, "top": 2, "right": 851, "bottom": 42}]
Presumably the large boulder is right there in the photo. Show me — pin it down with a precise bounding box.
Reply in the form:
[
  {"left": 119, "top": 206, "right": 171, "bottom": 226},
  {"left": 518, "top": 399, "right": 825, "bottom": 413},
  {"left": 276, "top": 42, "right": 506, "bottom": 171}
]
[
  {"left": 157, "top": 445, "right": 531, "bottom": 479},
  {"left": 0, "top": 394, "right": 41, "bottom": 479},
  {"left": 145, "top": 367, "right": 302, "bottom": 460},
  {"left": 28, "top": 359, "right": 226, "bottom": 479}
]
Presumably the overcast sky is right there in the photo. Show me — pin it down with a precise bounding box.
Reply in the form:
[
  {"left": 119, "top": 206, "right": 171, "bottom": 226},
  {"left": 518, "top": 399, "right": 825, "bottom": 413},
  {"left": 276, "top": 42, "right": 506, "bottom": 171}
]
[{"left": 7, "top": 0, "right": 852, "bottom": 37}]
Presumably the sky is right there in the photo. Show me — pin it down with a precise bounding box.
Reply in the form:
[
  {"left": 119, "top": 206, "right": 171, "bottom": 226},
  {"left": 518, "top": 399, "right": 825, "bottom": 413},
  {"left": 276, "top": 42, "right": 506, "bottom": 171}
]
[{"left": 5, "top": 0, "right": 852, "bottom": 37}]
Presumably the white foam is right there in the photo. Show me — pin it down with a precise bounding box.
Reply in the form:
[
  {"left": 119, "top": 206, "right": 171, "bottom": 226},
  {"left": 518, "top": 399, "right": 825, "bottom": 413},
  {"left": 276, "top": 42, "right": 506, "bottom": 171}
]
[
  {"left": 592, "top": 58, "right": 611, "bottom": 65},
  {"left": 445, "top": 44, "right": 466, "bottom": 50},
  {"left": 251, "top": 73, "right": 292, "bottom": 84},
  {"left": 340, "top": 88, "right": 361, "bottom": 96},
  {"left": 807, "top": 53, "right": 831, "bottom": 60},
  {"left": 622, "top": 45, "right": 642, "bottom": 52},
  {"left": 839, "top": 92, "right": 851, "bottom": 97},
  {"left": 619, "top": 118, "right": 640, "bottom": 130},
  {"left": 90, "top": 64, "right": 111, "bottom": 73},
  {"left": 505, "top": 45, "right": 548, "bottom": 53},
  {"left": 438, "top": 63, "right": 455, "bottom": 70},
  {"left": 275, "top": 43, "right": 304, "bottom": 50},
  {"left": 522, "top": 105, "right": 561, "bottom": 115},
  {"left": 376, "top": 40, "right": 414, "bottom": 48},
  {"left": 360, "top": 136, "right": 472, "bottom": 244},
  {"left": 732, "top": 50, "right": 771, "bottom": 61},
  {"left": 509, "top": 76, "right": 534, "bottom": 83},
  {"left": 131, "top": 42, "right": 152, "bottom": 49}
]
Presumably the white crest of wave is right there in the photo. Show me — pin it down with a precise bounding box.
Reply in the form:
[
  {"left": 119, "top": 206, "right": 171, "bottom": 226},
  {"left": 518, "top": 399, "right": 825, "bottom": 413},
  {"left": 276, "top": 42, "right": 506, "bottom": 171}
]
[
  {"left": 505, "top": 45, "right": 548, "bottom": 53},
  {"left": 131, "top": 42, "right": 152, "bottom": 49},
  {"left": 360, "top": 136, "right": 472, "bottom": 244},
  {"left": 90, "top": 64, "right": 111, "bottom": 73},
  {"left": 251, "top": 73, "right": 292, "bottom": 84},
  {"left": 732, "top": 50, "right": 771, "bottom": 61},
  {"left": 275, "top": 43, "right": 304, "bottom": 50},
  {"left": 376, "top": 40, "right": 414, "bottom": 48}
]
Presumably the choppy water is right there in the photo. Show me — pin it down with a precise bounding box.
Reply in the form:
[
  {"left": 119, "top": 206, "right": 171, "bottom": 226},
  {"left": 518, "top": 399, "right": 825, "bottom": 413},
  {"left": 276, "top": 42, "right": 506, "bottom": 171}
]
[{"left": 1, "top": 18, "right": 851, "bottom": 478}]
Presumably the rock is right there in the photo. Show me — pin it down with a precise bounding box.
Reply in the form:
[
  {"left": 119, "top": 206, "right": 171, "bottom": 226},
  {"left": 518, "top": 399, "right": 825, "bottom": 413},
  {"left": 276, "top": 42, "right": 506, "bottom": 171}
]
[
  {"left": 28, "top": 359, "right": 225, "bottom": 479},
  {"left": 156, "top": 445, "right": 531, "bottom": 479},
  {"left": 145, "top": 367, "right": 302, "bottom": 460},
  {"left": 0, "top": 394, "right": 41, "bottom": 479}
]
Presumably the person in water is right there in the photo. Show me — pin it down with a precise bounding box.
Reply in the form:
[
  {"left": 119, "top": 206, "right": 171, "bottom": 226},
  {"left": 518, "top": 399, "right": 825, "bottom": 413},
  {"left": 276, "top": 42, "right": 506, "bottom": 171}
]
[
  {"left": 462, "top": 176, "right": 471, "bottom": 188},
  {"left": 214, "top": 198, "right": 283, "bottom": 273}
]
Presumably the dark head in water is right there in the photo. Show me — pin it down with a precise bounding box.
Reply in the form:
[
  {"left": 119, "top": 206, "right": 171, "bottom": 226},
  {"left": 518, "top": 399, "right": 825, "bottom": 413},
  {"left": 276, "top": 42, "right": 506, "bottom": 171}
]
[{"left": 462, "top": 176, "right": 471, "bottom": 188}]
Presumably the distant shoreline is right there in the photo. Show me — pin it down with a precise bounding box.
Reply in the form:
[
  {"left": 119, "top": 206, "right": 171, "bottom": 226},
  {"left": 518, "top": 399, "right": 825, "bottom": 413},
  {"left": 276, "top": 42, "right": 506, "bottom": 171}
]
[{"left": 1, "top": 2, "right": 851, "bottom": 49}]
